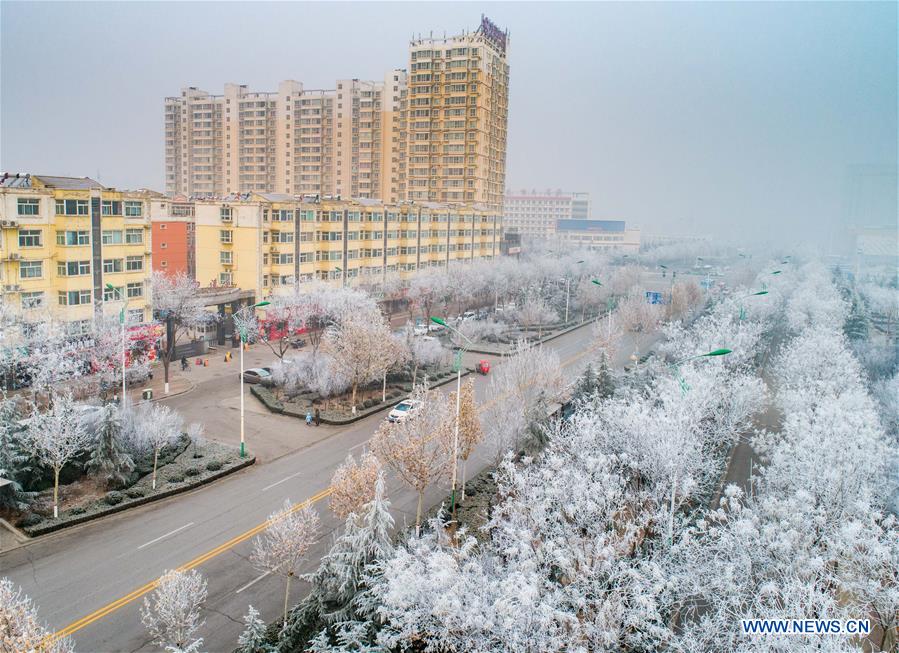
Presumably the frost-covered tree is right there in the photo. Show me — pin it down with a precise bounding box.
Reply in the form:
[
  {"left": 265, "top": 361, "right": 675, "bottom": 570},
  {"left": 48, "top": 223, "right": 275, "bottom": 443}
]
[
  {"left": 86, "top": 402, "right": 134, "bottom": 489},
  {"left": 251, "top": 500, "right": 320, "bottom": 623},
  {"left": 510, "top": 294, "right": 558, "bottom": 339},
  {"left": 325, "top": 312, "right": 393, "bottom": 412},
  {"left": 483, "top": 340, "right": 564, "bottom": 463},
  {"left": 278, "top": 474, "right": 394, "bottom": 652},
  {"left": 329, "top": 452, "right": 382, "bottom": 520},
  {"left": 236, "top": 605, "right": 271, "bottom": 653},
  {"left": 141, "top": 569, "right": 207, "bottom": 653},
  {"left": 136, "top": 403, "right": 184, "bottom": 490},
  {"left": 27, "top": 392, "right": 91, "bottom": 518},
  {"left": 0, "top": 578, "right": 75, "bottom": 653},
  {"left": 371, "top": 386, "right": 453, "bottom": 533},
  {"left": 450, "top": 377, "right": 483, "bottom": 500},
  {"left": 150, "top": 271, "right": 214, "bottom": 389}
]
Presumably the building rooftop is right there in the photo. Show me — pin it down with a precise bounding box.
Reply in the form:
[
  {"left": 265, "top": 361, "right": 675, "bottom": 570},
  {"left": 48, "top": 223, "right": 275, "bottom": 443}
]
[{"left": 34, "top": 175, "right": 106, "bottom": 190}]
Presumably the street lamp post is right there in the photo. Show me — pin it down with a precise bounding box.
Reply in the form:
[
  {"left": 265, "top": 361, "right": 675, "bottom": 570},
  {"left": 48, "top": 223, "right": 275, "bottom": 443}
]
[
  {"left": 235, "top": 300, "right": 270, "bottom": 458},
  {"left": 430, "top": 316, "right": 473, "bottom": 521},
  {"left": 736, "top": 290, "right": 768, "bottom": 321},
  {"left": 563, "top": 260, "right": 585, "bottom": 324},
  {"left": 666, "top": 347, "right": 732, "bottom": 547},
  {"left": 105, "top": 283, "right": 126, "bottom": 403},
  {"left": 591, "top": 279, "right": 612, "bottom": 339}
]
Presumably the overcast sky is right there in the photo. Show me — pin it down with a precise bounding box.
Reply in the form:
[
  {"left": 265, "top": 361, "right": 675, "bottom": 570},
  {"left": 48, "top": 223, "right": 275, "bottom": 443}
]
[{"left": 2, "top": 1, "right": 895, "bottom": 244}]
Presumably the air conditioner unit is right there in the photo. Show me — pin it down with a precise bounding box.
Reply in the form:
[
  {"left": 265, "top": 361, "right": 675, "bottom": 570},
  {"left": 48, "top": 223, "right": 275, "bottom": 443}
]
[
  {"left": 3, "top": 284, "right": 21, "bottom": 292},
  {"left": 1, "top": 220, "right": 18, "bottom": 228},
  {"left": 8, "top": 253, "right": 21, "bottom": 260}
]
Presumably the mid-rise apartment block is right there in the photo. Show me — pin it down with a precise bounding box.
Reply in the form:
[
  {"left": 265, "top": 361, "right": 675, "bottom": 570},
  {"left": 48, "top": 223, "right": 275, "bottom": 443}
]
[
  {"left": 165, "top": 74, "right": 408, "bottom": 201},
  {"left": 191, "top": 194, "right": 500, "bottom": 300},
  {"left": 165, "top": 17, "right": 509, "bottom": 211},
  {"left": 0, "top": 174, "right": 154, "bottom": 332},
  {"left": 503, "top": 189, "right": 591, "bottom": 238}
]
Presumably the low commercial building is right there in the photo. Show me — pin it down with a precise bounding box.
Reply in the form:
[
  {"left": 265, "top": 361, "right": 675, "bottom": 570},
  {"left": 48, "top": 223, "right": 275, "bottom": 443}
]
[
  {"left": 0, "top": 173, "right": 153, "bottom": 332},
  {"left": 554, "top": 219, "right": 641, "bottom": 253},
  {"left": 503, "top": 189, "right": 592, "bottom": 239}
]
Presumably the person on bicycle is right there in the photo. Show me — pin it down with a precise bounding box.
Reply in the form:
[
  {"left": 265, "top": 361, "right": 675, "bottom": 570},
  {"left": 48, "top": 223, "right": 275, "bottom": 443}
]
[{"left": 181, "top": 356, "right": 189, "bottom": 371}]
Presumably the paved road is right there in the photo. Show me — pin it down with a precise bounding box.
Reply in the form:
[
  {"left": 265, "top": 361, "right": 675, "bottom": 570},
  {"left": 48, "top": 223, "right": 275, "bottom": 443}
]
[{"left": 0, "top": 319, "right": 661, "bottom": 653}]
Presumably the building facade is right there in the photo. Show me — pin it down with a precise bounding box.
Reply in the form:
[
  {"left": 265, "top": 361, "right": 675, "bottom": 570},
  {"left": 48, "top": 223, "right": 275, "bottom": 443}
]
[
  {"left": 406, "top": 16, "right": 510, "bottom": 210},
  {"left": 150, "top": 198, "right": 196, "bottom": 277},
  {"left": 555, "top": 219, "right": 641, "bottom": 253},
  {"left": 503, "top": 188, "right": 594, "bottom": 239},
  {"left": 165, "top": 17, "right": 509, "bottom": 211},
  {"left": 0, "top": 174, "right": 153, "bottom": 332},
  {"left": 165, "top": 74, "right": 409, "bottom": 202},
  {"left": 192, "top": 195, "right": 501, "bottom": 300}
]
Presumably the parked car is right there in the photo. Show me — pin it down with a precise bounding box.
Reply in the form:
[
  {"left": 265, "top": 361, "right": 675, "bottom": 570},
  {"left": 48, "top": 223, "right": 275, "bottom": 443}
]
[
  {"left": 460, "top": 310, "right": 477, "bottom": 322},
  {"left": 387, "top": 398, "right": 422, "bottom": 423},
  {"left": 428, "top": 321, "right": 445, "bottom": 333},
  {"left": 241, "top": 367, "right": 272, "bottom": 384},
  {"left": 412, "top": 324, "right": 429, "bottom": 336}
]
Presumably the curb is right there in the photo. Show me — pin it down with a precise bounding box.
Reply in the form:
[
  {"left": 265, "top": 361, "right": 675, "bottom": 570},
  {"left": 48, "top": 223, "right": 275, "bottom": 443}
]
[
  {"left": 22, "top": 456, "right": 256, "bottom": 538},
  {"left": 252, "top": 370, "right": 473, "bottom": 425},
  {"left": 466, "top": 317, "right": 600, "bottom": 355}
]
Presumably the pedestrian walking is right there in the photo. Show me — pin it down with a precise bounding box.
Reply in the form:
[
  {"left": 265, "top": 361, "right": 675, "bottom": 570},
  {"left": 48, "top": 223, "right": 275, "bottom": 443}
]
[
  {"left": 181, "top": 356, "right": 189, "bottom": 371},
  {"left": 314, "top": 407, "right": 321, "bottom": 427},
  {"left": 305, "top": 409, "right": 313, "bottom": 426}
]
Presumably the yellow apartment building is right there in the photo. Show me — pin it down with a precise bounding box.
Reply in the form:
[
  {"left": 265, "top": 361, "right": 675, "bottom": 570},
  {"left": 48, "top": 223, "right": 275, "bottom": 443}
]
[
  {"left": 406, "top": 17, "right": 510, "bottom": 211},
  {"left": 193, "top": 194, "right": 501, "bottom": 300},
  {"left": 0, "top": 174, "right": 154, "bottom": 333}
]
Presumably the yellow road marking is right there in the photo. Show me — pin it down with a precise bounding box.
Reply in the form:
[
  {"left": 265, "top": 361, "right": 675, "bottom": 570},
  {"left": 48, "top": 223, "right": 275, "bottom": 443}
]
[
  {"left": 50, "top": 488, "right": 332, "bottom": 643},
  {"left": 51, "top": 326, "right": 599, "bottom": 644}
]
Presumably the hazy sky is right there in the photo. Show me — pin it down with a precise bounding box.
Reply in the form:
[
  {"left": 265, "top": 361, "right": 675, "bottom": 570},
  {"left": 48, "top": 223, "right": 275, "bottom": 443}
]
[{"left": 2, "top": 1, "right": 896, "bottom": 244}]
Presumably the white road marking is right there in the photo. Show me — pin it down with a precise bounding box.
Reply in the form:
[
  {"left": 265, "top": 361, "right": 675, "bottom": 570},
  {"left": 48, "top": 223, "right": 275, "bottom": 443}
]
[
  {"left": 235, "top": 569, "right": 273, "bottom": 594},
  {"left": 348, "top": 439, "right": 370, "bottom": 453},
  {"left": 137, "top": 522, "right": 195, "bottom": 550},
  {"left": 262, "top": 471, "right": 302, "bottom": 491}
]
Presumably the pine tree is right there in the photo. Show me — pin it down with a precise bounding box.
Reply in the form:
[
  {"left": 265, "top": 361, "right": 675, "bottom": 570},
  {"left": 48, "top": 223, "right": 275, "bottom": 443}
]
[
  {"left": 0, "top": 395, "right": 32, "bottom": 510},
  {"left": 572, "top": 363, "right": 599, "bottom": 403},
  {"left": 86, "top": 403, "right": 134, "bottom": 489},
  {"left": 236, "top": 605, "right": 272, "bottom": 653},
  {"left": 277, "top": 474, "right": 394, "bottom": 651},
  {"left": 595, "top": 351, "right": 616, "bottom": 399}
]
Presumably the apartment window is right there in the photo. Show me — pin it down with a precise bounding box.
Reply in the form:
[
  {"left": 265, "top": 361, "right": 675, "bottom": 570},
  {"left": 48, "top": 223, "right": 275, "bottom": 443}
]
[
  {"left": 19, "top": 261, "right": 42, "bottom": 279},
  {"left": 272, "top": 230, "right": 294, "bottom": 243},
  {"left": 275, "top": 253, "right": 294, "bottom": 265},
  {"left": 101, "top": 200, "right": 122, "bottom": 216},
  {"left": 126, "top": 282, "right": 143, "bottom": 298},
  {"left": 273, "top": 209, "right": 294, "bottom": 222},
  {"left": 57, "top": 260, "right": 91, "bottom": 276},
  {"left": 219, "top": 272, "right": 233, "bottom": 285},
  {"left": 58, "top": 290, "right": 92, "bottom": 306},
  {"left": 102, "top": 259, "right": 123, "bottom": 273},
  {"left": 262, "top": 274, "right": 269, "bottom": 287},
  {"left": 220, "top": 251, "right": 233, "bottom": 264},
  {"left": 124, "top": 201, "right": 143, "bottom": 217},
  {"left": 18, "top": 229, "right": 42, "bottom": 248},
  {"left": 55, "top": 199, "right": 89, "bottom": 215},
  {"left": 220, "top": 229, "right": 233, "bottom": 243},
  {"left": 103, "top": 286, "right": 123, "bottom": 301},
  {"left": 125, "top": 228, "right": 143, "bottom": 244},
  {"left": 101, "top": 230, "right": 123, "bottom": 244},
  {"left": 220, "top": 207, "right": 233, "bottom": 221},
  {"left": 17, "top": 198, "right": 40, "bottom": 216},
  {"left": 21, "top": 291, "right": 44, "bottom": 309},
  {"left": 125, "top": 255, "right": 143, "bottom": 271}
]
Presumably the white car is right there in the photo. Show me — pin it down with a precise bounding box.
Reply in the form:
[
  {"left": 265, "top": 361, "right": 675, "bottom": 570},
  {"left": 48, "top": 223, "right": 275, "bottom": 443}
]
[
  {"left": 412, "top": 324, "right": 429, "bottom": 336},
  {"left": 428, "top": 321, "right": 445, "bottom": 333},
  {"left": 387, "top": 398, "right": 422, "bottom": 423}
]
